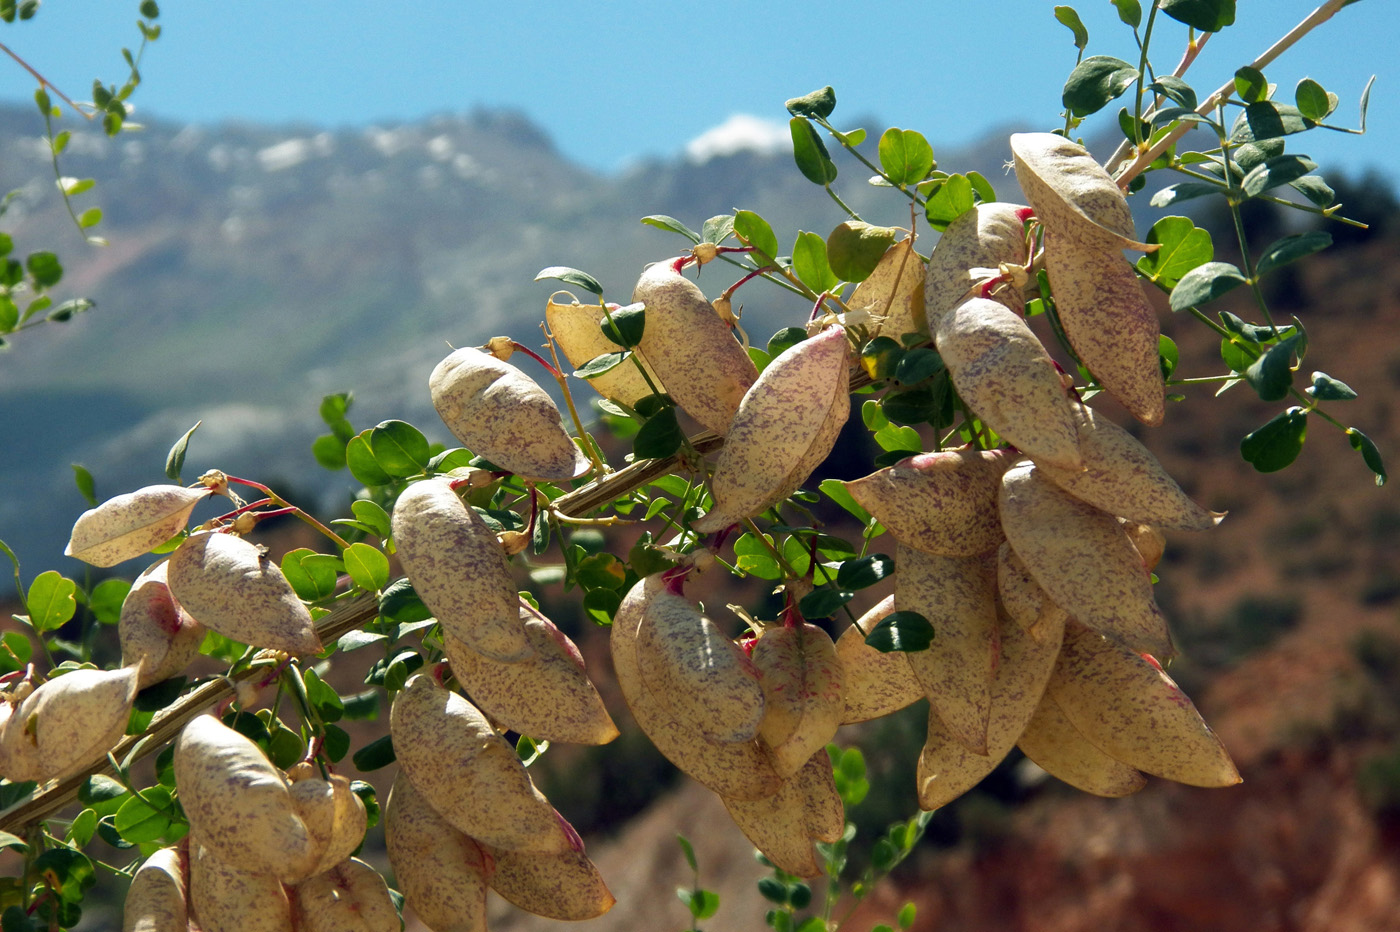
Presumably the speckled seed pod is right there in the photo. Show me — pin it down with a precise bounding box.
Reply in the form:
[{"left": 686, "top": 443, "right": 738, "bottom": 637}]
[
  {"left": 166, "top": 531, "right": 321, "bottom": 655},
  {"left": 722, "top": 751, "right": 830, "bottom": 878},
  {"left": 292, "top": 858, "right": 401, "bottom": 932},
  {"left": 429, "top": 346, "right": 589, "bottom": 483},
  {"left": 836, "top": 596, "right": 922, "bottom": 724},
  {"left": 188, "top": 845, "right": 292, "bottom": 932},
  {"left": 934, "top": 296, "right": 1082, "bottom": 471},
  {"left": 796, "top": 747, "right": 846, "bottom": 843},
  {"left": 445, "top": 599, "right": 617, "bottom": 745},
  {"left": 1036, "top": 403, "right": 1222, "bottom": 529},
  {"left": 383, "top": 776, "right": 489, "bottom": 932},
  {"left": 631, "top": 261, "right": 758, "bottom": 435},
  {"left": 611, "top": 576, "right": 783, "bottom": 800},
  {"left": 998, "top": 461, "right": 1173, "bottom": 658},
  {"left": 1123, "top": 520, "right": 1166, "bottom": 572},
  {"left": 121, "top": 846, "right": 188, "bottom": 932},
  {"left": 996, "top": 542, "right": 1069, "bottom": 640},
  {"left": 915, "top": 603, "right": 1065, "bottom": 810},
  {"left": 844, "top": 448, "right": 1016, "bottom": 557},
  {"left": 546, "top": 296, "right": 658, "bottom": 406},
  {"left": 391, "top": 478, "right": 531, "bottom": 663},
  {"left": 692, "top": 325, "right": 850, "bottom": 533},
  {"left": 1010, "top": 132, "right": 1151, "bottom": 251},
  {"left": 923, "top": 202, "right": 1031, "bottom": 328},
  {"left": 481, "top": 838, "right": 615, "bottom": 922},
  {"left": 0, "top": 666, "right": 139, "bottom": 782},
  {"left": 390, "top": 674, "right": 568, "bottom": 853},
  {"left": 1016, "top": 693, "right": 1148, "bottom": 797},
  {"left": 1046, "top": 621, "right": 1240, "bottom": 788},
  {"left": 287, "top": 774, "right": 368, "bottom": 878},
  {"left": 849, "top": 238, "right": 926, "bottom": 339},
  {"left": 173, "top": 714, "right": 318, "bottom": 883},
  {"left": 632, "top": 578, "right": 764, "bottom": 744},
  {"left": 896, "top": 546, "right": 1000, "bottom": 756},
  {"left": 1044, "top": 231, "right": 1165, "bottom": 425},
  {"left": 120, "top": 561, "right": 205, "bottom": 689},
  {"left": 751, "top": 622, "right": 845, "bottom": 778},
  {"left": 65, "top": 484, "right": 210, "bottom": 568}
]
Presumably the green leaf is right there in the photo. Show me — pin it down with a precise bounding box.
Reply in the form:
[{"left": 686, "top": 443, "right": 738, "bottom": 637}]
[
  {"left": 352, "top": 734, "right": 396, "bottom": 771},
  {"left": 77, "top": 207, "right": 102, "bottom": 229},
  {"left": 1053, "top": 6, "right": 1089, "bottom": 50},
  {"left": 350, "top": 500, "right": 392, "bottom": 540},
  {"left": 877, "top": 128, "right": 934, "bottom": 187},
  {"left": 792, "top": 231, "right": 838, "bottom": 294},
  {"left": 790, "top": 117, "right": 837, "bottom": 185},
  {"left": 369, "top": 420, "right": 431, "bottom": 478},
  {"left": 114, "top": 787, "right": 173, "bottom": 844},
  {"left": 1112, "top": 0, "right": 1142, "bottom": 27},
  {"left": 898, "top": 903, "right": 917, "bottom": 929},
  {"left": 819, "top": 478, "right": 872, "bottom": 524},
  {"left": 923, "top": 174, "right": 976, "bottom": 231},
  {"left": 304, "top": 668, "right": 344, "bottom": 723},
  {"left": 894, "top": 348, "right": 943, "bottom": 385},
  {"left": 734, "top": 210, "right": 779, "bottom": 264},
  {"left": 1289, "top": 175, "right": 1335, "bottom": 208},
  {"left": 88, "top": 578, "right": 131, "bottom": 626},
  {"left": 1160, "top": 0, "right": 1235, "bottom": 32},
  {"left": 1347, "top": 427, "right": 1387, "bottom": 486},
  {"left": 860, "top": 336, "right": 904, "bottom": 381},
  {"left": 534, "top": 266, "right": 603, "bottom": 296},
  {"left": 1295, "top": 78, "right": 1332, "bottom": 120},
  {"left": 1241, "top": 155, "right": 1317, "bottom": 198},
  {"left": 311, "top": 434, "right": 346, "bottom": 470},
  {"left": 337, "top": 629, "right": 387, "bottom": 652},
  {"left": 826, "top": 221, "right": 896, "bottom": 283},
  {"left": 676, "top": 833, "right": 699, "bottom": 872},
  {"left": 837, "top": 553, "right": 895, "bottom": 590},
  {"left": 0, "top": 295, "right": 15, "bottom": 333},
  {"left": 633, "top": 407, "right": 683, "bottom": 460},
  {"left": 281, "top": 548, "right": 339, "bottom": 602},
  {"left": 1159, "top": 335, "right": 1179, "bottom": 379},
  {"left": 1243, "top": 334, "right": 1299, "bottom": 401},
  {"left": 1149, "top": 181, "right": 1222, "bottom": 209},
  {"left": 1169, "top": 261, "right": 1247, "bottom": 312},
  {"left": 1240, "top": 408, "right": 1307, "bottom": 472},
  {"left": 1137, "top": 216, "right": 1213, "bottom": 288},
  {"left": 25, "top": 251, "right": 62, "bottom": 288},
  {"left": 1231, "top": 101, "right": 1314, "bottom": 144},
  {"left": 734, "top": 533, "right": 782, "bottom": 580},
  {"left": 1150, "top": 76, "right": 1198, "bottom": 111},
  {"left": 1233, "top": 66, "right": 1268, "bottom": 104},
  {"left": 1255, "top": 231, "right": 1330, "bottom": 277},
  {"left": 864, "top": 611, "right": 934, "bottom": 653},
  {"left": 640, "top": 215, "right": 701, "bottom": 244},
  {"left": 1, "top": 631, "right": 33, "bottom": 673},
  {"left": 1062, "top": 56, "right": 1140, "bottom": 118},
  {"left": 600, "top": 302, "right": 646, "bottom": 348},
  {"left": 583, "top": 587, "right": 621, "bottom": 624},
  {"left": 343, "top": 542, "right": 389, "bottom": 591},
  {"left": 78, "top": 775, "right": 127, "bottom": 817},
  {"left": 701, "top": 215, "right": 735, "bottom": 245},
  {"left": 1307, "top": 371, "right": 1356, "bottom": 401},
  {"left": 133, "top": 676, "right": 186, "bottom": 712},
  {"left": 27, "top": 571, "right": 77, "bottom": 633},
  {"left": 799, "top": 588, "right": 854, "bottom": 619},
  {"left": 140, "top": 1, "right": 160, "bottom": 19},
  {"left": 163, "top": 420, "right": 200, "bottom": 482},
  {"left": 378, "top": 578, "right": 432, "bottom": 624},
  {"left": 70, "top": 809, "right": 100, "bottom": 847},
  {"left": 684, "top": 889, "right": 720, "bottom": 921},
  {"left": 574, "top": 350, "right": 630, "bottom": 380},
  {"left": 319, "top": 391, "right": 353, "bottom": 427},
  {"left": 322, "top": 723, "right": 351, "bottom": 762},
  {"left": 346, "top": 431, "right": 392, "bottom": 487},
  {"left": 71, "top": 464, "right": 96, "bottom": 507},
  {"left": 576, "top": 552, "right": 626, "bottom": 591},
  {"left": 784, "top": 86, "right": 836, "bottom": 119}
]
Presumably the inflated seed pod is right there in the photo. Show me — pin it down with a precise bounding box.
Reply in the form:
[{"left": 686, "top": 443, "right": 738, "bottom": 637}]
[
  {"left": 391, "top": 477, "right": 531, "bottom": 663},
  {"left": 166, "top": 531, "right": 321, "bottom": 655},
  {"left": 849, "top": 238, "right": 926, "bottom": 339},
  {"left": 173, "top": 714, "right": 319, "bottom": 883},
  {"left": 996, "top": 542, "right": 1069, "bottom": 641},
  {"left": 631, "top": 260, "right": 758, "bottom": 435},
  {"left": 546, "top": 296, "right": 658, "bottom": 406},
  {"left": 999, "top": 460, "right": 1172, "bottom": 657},
  {"left": 481, "top": 835, "right": 615, "bottom": 922},
  {"left": 445, "top": 598, "right": 617, "bottom": 745},
  {"left": 692, "top": 325, "right": 850, "bottom": 533},
  {"left": 722, "top": 753, "right": 824, "bottom": 878},
  {"left": 1046, "top": 621, "right": 1240, "bottom": 787},
  {"left": 66, "top": 484, "right": 211, "bottom": 568},
  {"left": 383, "top": 776, "right": 490, "bottom": 932},
  {"left": 796, "top": 747, "right": 846, "bottom": 843},
  {"left": 287, "top": 774, "right": 368, "bottom": 878},
  {"left": 0, "top": 666, "right": 139, "bottom": 783},
  {"left": 750, "top": 622, "right": 845, "bottom": 778},
  {"left": 1010, "top": 132, "right": 1151, "bottom": 251},
  {"left": 923, "top": 202, "right": 1031, "bottom": 327},
  {"left": 188, "top": 845, "right": 292, "bottom": 932},
  {"left": 429, "top": 346, "right": 589, "bottom": 482},
  {"left": 122, "top": 846, "right": 188, "bottom": 932},
  {"left": 389, "top": 673, "right": 568, "bottom": 853},
  {"left": 120, "top": 560, "right": 205, "bottom": 689},
  {"left": 934, "top": 296, "right": 1082, "bottom": 471},
  {"left": 1016, "top": 693, "right": 1148, "bottom": 797},
  {"left": 844, "top": 448, "right": 1016, "bottom": 556},
  {"left": 292, "top": 857, "right": 400, "bottom": 932},
  {"left": 611, "top": 575, "right": 783, "bottom": 800},
  {"left": 836, "top": 596, "right": 922, "bottom": 724}
]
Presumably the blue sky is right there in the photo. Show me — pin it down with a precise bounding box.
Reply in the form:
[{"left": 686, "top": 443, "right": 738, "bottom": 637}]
[{"left": 0, "top": 1, "right": 1392, "bottom": 179}]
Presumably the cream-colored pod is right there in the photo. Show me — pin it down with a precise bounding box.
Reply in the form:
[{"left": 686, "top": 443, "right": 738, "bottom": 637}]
[
  {"left": 389, "top": 673, "right": 569, "bottom": 853},
  {"left": 383, "top": 776, "right": 490, "bottom": 932},
  {"left": 849, "top": 238, "right": 926, "bottom": 339},
  {"left": 188, "top": 845, "right": 292, "bottom": 932},
  {"left": 166, "top": 531, "right": 321, "bottom": 655},
  {"left": 1009, "top": 132, "right": 1150, "bottom": 251},
  {"left": 122, "top": 846, "right": 188, "bottom": 932},
  {"left": 429, "top": 345, "right": 589, "bottom": 482},
  {"left": 287, "top": 774, "right": 368, "bottom": 877},
  {"left": 481, "top": 839, "right": 616, "bottom": 922},
  {"left": 895, "top": 546, "right": 1000, "bottom": 756},
  {"left": 632, "top": 579, "right": 764, "bottom": 744},
  {"left": 173, "top": 714, "right": 318, "bottom": 883},
  {"left": 65, "top": 484, "right": 210, "bottom": 567},
  {"left": 844, "top": 448, "right": 1015, "bottom": 556},
  {"left": 996, "top": 542, "right": 1069, "bottom": 640},
  {"left": 751, "top": 622, "right": 845, "bottom": 777},
  {"left": 934, "top": 296, "right": 1082, "bottom": 471},
  {"left": 693, "top": 325, "right": 850, "bottom": 533},
  {"left": 119, "top": 560, "right": 205, "bottom": 689},
  {"left": 998, "top": 460, "right": 1172, "bottom": 657},
  {"left": 391, "top": 477, "right": 532, "bottom": 663},
  {"left": 923, "top": 202, "right": 1031, "bottom": 327},
  {"left": 1047, "top": 621, "right": 1240, "bottom": 787},
  {"left": 611, "top": 576, "right": 783, "bottom": 800},
  {"left": 1016, "top": 693, "right": 1148, "bottom": 797},
  {"left": 631, "top": 261, "right": 758, "bottom": 435},
  {"left": 722, "top": 765, "right": 821, "bottom": 878},
  {"left": 836, "top": 596, "right": 922, "bottom": 724},
  {"left": 0, "top": 666, "right": 139, "bottom": 783},
  {"left": 445, "top": 599, "right": 617, "bottom": 745},
  {"left": 546, "top": 295, "right": 658, "bottom": 406},
  {"left": 292, "top": 858, "right": 401, "bottom": 932}
]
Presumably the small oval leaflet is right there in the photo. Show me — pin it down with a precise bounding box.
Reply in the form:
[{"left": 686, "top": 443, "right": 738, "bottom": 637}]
[{"left": 864, "top": 611, "right": 935, "bottom": 653}]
